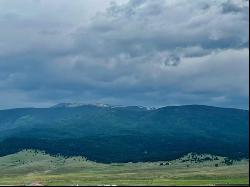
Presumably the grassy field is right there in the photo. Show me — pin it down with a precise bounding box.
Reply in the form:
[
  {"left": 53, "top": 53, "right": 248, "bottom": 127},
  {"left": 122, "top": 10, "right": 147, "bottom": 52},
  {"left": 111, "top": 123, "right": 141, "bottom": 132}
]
[{"left": 0, "top": 150, "right": 248, "bottom": 186}]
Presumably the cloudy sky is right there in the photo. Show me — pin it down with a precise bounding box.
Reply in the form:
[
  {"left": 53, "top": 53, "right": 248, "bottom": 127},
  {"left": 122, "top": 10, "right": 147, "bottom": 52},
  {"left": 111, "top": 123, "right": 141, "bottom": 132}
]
[{"left": 0, "top": 0, "right": 249, "bottom": 109}]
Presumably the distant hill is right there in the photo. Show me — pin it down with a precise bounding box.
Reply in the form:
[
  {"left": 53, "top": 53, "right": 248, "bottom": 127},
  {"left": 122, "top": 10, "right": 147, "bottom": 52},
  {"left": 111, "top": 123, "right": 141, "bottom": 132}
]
[{"left": 0, "top": 104, "right": 248, "bottom": 163}]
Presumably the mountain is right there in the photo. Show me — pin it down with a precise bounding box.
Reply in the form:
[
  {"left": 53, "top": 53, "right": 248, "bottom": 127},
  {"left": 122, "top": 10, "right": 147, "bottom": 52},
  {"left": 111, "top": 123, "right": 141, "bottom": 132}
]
[{"left": 0, "top": 104, "right": 248, "bottom": 163}]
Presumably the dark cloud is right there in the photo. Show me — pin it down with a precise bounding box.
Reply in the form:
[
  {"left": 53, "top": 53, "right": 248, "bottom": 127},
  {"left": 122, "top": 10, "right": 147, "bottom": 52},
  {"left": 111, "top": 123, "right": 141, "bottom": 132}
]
[
  {"left": 222, "top": 0, "right": 247, "bottom": 13},
  {"left": 0, "top": 0, "right": 248, "bottom": 109},
  {"left": 75, "top": 0, "right": 248, "bottom": 58}
]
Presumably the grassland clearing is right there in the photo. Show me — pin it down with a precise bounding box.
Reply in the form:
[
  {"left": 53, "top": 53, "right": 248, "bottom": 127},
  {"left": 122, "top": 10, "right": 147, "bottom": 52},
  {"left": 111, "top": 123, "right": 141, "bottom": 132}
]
[{"left": 0, "top": 150, "right": 248, "bottom": 186}]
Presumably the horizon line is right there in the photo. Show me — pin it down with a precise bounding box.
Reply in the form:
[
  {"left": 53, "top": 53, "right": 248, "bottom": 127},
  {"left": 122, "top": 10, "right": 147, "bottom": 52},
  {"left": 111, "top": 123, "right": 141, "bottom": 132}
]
[{"left": 0, "top": 103, "right": 248, "bottom": 111}]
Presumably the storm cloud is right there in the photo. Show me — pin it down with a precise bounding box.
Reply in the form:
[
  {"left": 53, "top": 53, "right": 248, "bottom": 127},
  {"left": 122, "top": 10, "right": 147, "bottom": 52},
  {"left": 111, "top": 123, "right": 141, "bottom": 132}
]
[{"left": 0, "top": 0, "right": 249, "bottom": 109}]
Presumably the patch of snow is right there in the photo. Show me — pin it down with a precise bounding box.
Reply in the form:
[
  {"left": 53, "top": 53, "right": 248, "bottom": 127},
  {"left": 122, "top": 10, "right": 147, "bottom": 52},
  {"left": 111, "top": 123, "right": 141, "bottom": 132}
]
[{"left": 52, "top": 103, "right": 158, "bottom": 110}]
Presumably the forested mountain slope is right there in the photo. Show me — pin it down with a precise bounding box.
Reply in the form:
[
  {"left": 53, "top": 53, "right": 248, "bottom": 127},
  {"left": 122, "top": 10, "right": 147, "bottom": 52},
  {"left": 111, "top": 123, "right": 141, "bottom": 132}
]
[{"left": 0, "top": 104, "right": 248, "bottom": 163}]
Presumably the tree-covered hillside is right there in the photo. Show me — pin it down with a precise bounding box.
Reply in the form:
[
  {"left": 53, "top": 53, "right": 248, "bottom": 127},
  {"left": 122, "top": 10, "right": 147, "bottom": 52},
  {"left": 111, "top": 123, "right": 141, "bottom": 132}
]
[{"left": 0, "top": 104, "right": 248, "bottom": 163}]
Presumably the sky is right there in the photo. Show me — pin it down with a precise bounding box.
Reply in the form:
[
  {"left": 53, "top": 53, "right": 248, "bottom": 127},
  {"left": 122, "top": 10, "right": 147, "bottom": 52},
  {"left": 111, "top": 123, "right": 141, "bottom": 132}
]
[{"left": 0, "top": 0, "right": 249, "bottom": 109}]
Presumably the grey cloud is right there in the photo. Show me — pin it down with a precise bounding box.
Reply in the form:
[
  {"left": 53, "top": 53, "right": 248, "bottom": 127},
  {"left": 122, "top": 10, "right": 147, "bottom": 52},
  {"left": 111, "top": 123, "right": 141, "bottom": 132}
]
[
  {"left": 163, "top": 55, "right": 180, "bottom": 67},
  {"left": 222, "top": 0, "right": 247, "bottom": 13},
  {"left": 75, "top": 0, "right": 248, "bottom": 59},
  {"left": 0, "top": 0, "right": 248, "bottom": 109}
]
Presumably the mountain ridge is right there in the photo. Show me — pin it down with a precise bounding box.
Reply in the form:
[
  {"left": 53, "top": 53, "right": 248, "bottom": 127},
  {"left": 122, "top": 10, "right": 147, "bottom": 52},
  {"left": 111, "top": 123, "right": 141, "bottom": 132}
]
[
  {"left": 1, "top": 103, "right": 248, "bottom": 111},
  {"left": 0, "top": 104, "right": 248, "bottom": 163}
]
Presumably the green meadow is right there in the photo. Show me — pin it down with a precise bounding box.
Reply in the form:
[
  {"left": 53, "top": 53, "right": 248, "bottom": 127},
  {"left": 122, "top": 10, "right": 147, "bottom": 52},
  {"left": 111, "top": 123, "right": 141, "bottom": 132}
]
[{"left": 0, "top": 150, "right": 248, "bottom": 186}]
